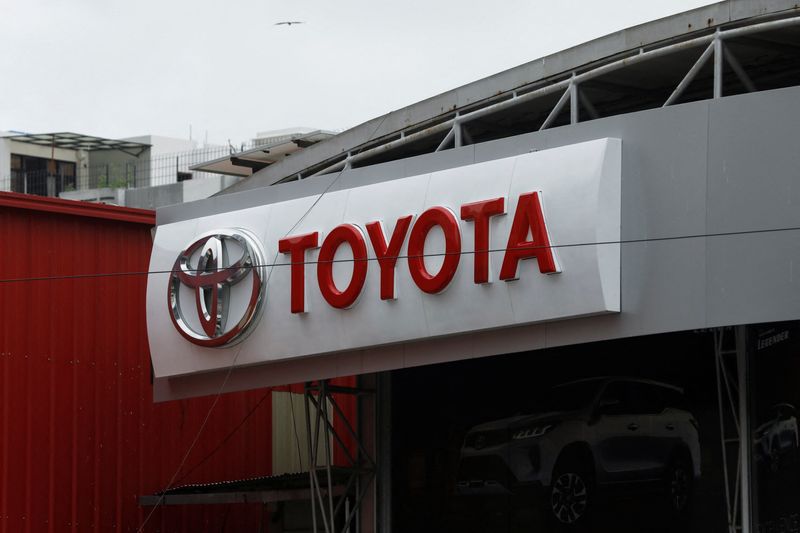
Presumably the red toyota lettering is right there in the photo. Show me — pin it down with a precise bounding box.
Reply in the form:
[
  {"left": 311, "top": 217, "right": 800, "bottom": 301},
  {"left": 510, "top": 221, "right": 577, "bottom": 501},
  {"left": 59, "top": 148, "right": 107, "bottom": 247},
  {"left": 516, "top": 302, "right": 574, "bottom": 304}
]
[
  {"left": 407, "top": 207, "right": 461, "bottom": 294},
  {"left": 278, "top": 232, "right": 319, "bottom": 313},
  {"left": 499, "top": 192, "right": 559, "bottom": 280},
  {"left": 365, "top": 216, "right": 413, "bottom": 300},
  {"left": 460, "top": 197, "right": 506, "bottom": 284},
  {"left": 317, "top": 224, "right": 368, "bottom": 309}
]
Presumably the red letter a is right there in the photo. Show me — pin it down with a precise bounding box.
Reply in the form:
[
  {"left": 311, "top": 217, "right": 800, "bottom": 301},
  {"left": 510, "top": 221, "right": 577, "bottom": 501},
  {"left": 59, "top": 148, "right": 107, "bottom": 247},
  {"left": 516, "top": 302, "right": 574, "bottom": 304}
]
[{"left": 499, "top": 192, "right": 559, "bottom": 280}]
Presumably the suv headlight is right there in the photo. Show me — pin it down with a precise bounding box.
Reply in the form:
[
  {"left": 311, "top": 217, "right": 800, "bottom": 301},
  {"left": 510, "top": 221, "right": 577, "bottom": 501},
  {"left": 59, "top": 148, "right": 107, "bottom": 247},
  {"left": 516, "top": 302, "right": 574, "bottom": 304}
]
[{"left": 512, "top": 424, "right": 554, "bottom": 440}]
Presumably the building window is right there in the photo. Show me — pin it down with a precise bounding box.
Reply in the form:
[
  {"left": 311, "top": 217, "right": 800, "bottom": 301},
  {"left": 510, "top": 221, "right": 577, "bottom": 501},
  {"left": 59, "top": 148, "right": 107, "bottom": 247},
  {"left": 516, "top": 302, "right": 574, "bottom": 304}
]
[{"left": 10, "top": 154, "right": 77, "bottom": 196}]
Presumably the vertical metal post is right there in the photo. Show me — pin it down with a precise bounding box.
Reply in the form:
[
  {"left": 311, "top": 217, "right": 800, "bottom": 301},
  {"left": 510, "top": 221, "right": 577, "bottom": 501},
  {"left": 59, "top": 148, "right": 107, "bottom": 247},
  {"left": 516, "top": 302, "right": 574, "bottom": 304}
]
[
  {"left": 311, "top": 391, "right": 332, "bottom": 533},
  {"left": 356, "top": 380, "right": 364, "bottom": 533},
  {"left": 305, "top": 386, "right": 320, "bottom": 533},
  {"left": 454, "top": 121, "right": 462, "bottom": 148},
  {"left": 302, "top": 379, "right": 377, "bottom": 533},
  {"left": 714, "top": 31, "right": 723, "bottom": 98},
  {"left": 714, "top": 331, "right": 733, "bottom": 528},
  {"left": 356, "top": 373, "right": 377, "bottom": 533},
  {"left": 345, "top": 498, "right": 351, "bottom": 533},
  {"left": 321, "top": 382, "right": 336, "bottom": 529},
  {"left": 736, "top": 325, "right": 751, "bottom": 533},
  {"left": 377, "top": 372, "right": 391, "bottom": 533},
  {"left": 570, "top": 80, "right": 579, "bottom": 124}
]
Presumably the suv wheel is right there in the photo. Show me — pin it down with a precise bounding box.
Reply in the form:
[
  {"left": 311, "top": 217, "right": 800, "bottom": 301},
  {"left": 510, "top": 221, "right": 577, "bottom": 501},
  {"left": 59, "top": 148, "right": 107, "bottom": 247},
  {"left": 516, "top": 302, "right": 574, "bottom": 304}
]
[{"left": 550, "top": 460, "right": 594, "bottom": 527}]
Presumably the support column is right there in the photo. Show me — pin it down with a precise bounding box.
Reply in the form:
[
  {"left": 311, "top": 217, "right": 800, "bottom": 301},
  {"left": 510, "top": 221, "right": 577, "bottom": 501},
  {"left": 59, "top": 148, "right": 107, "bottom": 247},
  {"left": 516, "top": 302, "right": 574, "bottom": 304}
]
[
  {"left": 305, "top": 379, "right": 377, "bottom": 533},
  {"left": 736, "top": 325, "right": 752, "bottom": 533},
  {"left": 359, "top": 373, "right": 377, "bottom": 533},
  {"left": 714, "top": 31, "right": 723, "bottom": 98},
  {"left": 376, "top": 373, "right": 391, "bottom": 533},
  {"left": 570, "top": 81, "right": 579, "bottom": 124}
]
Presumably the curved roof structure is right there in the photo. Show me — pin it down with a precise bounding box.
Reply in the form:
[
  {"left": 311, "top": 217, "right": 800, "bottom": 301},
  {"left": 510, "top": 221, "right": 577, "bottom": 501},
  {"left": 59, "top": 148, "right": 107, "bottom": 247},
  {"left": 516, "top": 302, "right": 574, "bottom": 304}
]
[{"left": 221, "top": 0, "right": 800, "bottom": 194}]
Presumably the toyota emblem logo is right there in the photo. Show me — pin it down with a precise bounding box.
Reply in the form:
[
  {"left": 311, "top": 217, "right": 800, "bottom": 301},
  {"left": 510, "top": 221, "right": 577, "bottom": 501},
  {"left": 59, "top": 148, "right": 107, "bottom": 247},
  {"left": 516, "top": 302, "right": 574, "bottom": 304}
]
[{"left": 168, "top": 229, "right": 266, "bottom": 347}]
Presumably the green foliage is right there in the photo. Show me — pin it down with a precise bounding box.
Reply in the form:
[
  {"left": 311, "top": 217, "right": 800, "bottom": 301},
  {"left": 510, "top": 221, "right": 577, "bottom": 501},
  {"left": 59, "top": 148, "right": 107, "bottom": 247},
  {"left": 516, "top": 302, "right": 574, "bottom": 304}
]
[{"left": 96, "top": 175, "right": 129, "bottom": 189}]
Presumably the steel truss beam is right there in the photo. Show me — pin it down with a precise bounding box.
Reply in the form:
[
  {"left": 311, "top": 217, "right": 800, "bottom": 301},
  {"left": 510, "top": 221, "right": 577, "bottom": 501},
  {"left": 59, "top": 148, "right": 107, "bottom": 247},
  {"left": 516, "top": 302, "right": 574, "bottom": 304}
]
[
  {"left": 714, "top": 326, "right": 752, "bottom": 533},
  {"left": 305, "top": 380, "right": 376, "bottom": 533},
  {"left": 295, "top": 14, "right": 800, "bottom": 181}
]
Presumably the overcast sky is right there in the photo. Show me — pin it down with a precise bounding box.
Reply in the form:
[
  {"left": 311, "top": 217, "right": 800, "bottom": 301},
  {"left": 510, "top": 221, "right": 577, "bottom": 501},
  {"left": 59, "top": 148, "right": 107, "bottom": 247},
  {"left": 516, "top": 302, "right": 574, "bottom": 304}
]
[{"left": 1, "top": 0, "right": 714, "bottom": 145}]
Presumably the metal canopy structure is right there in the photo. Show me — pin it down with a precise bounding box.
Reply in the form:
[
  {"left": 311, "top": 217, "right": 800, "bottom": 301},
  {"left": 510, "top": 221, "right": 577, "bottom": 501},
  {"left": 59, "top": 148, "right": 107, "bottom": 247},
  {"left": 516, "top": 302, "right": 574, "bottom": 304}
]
[
  {"left": 304, "top": 380, "right": 375, "bottom": 533},
  {"left": 139, "top": 470, "right": 350, "bottom": 506},
  {"left": 140, "top": 379, "right": 375, "bottom": 533},
  {"left": 293, "top": 16, "right": 800, "bottom": 181},
  {"left": 7, "top": 132, "right": 150, "bottom": 156},
  {"left": 218, "top": 1, "right": 800, "bottom": 193},
  {"left": 190, "top": 130, "right": 336, "bottom": 177}
]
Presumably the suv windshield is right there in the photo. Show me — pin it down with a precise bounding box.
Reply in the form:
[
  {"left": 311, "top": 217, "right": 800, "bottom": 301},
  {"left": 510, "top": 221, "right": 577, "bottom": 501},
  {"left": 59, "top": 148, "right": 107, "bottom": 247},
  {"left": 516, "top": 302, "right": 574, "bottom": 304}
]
[{"left": 534, "top": 380, "right": 603, "bottom": 413}]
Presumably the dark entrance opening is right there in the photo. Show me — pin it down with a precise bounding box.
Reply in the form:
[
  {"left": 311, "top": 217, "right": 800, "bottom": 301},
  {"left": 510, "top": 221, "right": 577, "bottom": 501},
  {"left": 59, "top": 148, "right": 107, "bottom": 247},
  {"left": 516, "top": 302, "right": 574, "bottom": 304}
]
[{"left": 391, "top": 330, "right": 728, "bottom": 532}]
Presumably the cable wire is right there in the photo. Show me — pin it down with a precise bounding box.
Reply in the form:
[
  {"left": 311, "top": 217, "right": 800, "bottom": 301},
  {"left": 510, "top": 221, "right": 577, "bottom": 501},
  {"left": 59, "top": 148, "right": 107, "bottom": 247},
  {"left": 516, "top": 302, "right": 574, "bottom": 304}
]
[
  {"left": 5, "top": 224, "right": 800, "bottom": 285},
  {"left": 171, "top": 387, "right": 273, "bottom": 487},
  {"left": 136, "top": 343, "right": 244, "bottom": 531},
  {"left": 135, "top": 114, "right": 390, "bottom": 530}
]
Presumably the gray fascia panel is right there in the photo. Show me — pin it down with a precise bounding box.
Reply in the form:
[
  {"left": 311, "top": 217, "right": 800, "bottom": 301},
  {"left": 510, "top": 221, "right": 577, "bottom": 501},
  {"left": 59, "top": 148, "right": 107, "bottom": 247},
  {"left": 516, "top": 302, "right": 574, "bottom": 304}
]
[{"left": 157, "top": 85, "right": 800, "bottom": 399}]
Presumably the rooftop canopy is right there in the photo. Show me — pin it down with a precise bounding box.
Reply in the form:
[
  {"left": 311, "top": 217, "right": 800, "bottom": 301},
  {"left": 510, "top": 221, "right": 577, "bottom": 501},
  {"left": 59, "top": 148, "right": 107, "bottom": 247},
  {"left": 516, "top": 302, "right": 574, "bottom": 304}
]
[
  {"left": 6, "top": 132, "right": 150, "bottom": 156},
  {"left": 190, "top": 130, "right": 336, "bottom": 177}
]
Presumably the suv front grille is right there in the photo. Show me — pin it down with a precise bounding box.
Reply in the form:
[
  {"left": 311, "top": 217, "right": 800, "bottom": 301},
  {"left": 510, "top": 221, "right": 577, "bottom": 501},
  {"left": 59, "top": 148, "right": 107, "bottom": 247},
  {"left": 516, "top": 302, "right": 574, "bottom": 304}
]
[
  {"left": 457, "top": 455, "right": 517, "bottom": 485},
  {"left": 464, "top": 429, "right": 508, "bottom": 449}
]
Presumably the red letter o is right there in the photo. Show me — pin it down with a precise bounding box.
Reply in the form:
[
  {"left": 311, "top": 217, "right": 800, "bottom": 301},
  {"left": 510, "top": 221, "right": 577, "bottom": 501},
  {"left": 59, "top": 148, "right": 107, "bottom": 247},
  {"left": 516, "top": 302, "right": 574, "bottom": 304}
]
[
  {"left": 317, "top": 224, "right": 368, "bottom": 309},
  {"left": 407, "top": 207, "right": 461, "bottom": 294}
]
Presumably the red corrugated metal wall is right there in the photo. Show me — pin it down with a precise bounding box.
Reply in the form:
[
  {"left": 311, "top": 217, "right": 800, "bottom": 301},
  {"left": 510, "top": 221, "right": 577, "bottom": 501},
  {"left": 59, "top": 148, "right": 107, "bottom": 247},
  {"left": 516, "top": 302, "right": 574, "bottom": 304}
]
[{"left": 0, "top": 193, "right": 357, "bottom": 532}]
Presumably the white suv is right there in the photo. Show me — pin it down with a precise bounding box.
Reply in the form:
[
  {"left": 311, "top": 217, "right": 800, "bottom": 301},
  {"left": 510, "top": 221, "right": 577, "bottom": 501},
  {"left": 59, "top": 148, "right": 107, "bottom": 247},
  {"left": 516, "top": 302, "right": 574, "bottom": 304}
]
[
  {"left": 755, "top": 403, "right": 799, "bottom": 473},
  {"left": 456, "top": 377, "right": 701, "bottom": 527}
]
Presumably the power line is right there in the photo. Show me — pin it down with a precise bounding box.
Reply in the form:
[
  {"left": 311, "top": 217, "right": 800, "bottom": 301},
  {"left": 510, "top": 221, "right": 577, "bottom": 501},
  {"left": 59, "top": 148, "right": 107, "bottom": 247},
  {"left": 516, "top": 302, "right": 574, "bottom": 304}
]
[
  {"left": 4, "top": 224, "right": 800, "bottom": 285},
  {"left": 136, "top": 344, "right": 243, "bottom": 531},
  {"left": 171, "top": 387, "right": 274, "bottom": 487},
  {"left": 136, "top": 114, "right": 390, "bottom": 530}
]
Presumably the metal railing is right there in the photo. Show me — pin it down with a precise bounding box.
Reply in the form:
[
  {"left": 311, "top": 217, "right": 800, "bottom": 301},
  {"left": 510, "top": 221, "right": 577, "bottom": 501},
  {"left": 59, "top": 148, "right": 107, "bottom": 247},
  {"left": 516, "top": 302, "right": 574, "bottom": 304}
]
[
  {"left": 276, "top": 12, "right": 800, "bottom": 183},
  {"left": 1, "top": 143, "right": 258, "bottom": 197},
  {"left": 4, "top": 169, "right": 77, "bottom": 197}
]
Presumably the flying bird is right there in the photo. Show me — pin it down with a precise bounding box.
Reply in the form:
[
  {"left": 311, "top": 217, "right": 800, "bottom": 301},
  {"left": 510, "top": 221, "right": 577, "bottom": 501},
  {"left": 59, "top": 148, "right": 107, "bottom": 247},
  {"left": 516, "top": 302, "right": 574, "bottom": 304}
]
[{"left": 275, "top": 21, "right": 304, "bottom": 26}]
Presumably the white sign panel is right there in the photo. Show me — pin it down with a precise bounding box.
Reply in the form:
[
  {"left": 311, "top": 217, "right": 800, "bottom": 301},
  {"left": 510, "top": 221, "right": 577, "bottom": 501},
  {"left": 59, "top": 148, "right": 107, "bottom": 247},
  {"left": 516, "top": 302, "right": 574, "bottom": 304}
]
[{"left": 147, "top": 138, "right": 621, "bottom": 379}]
